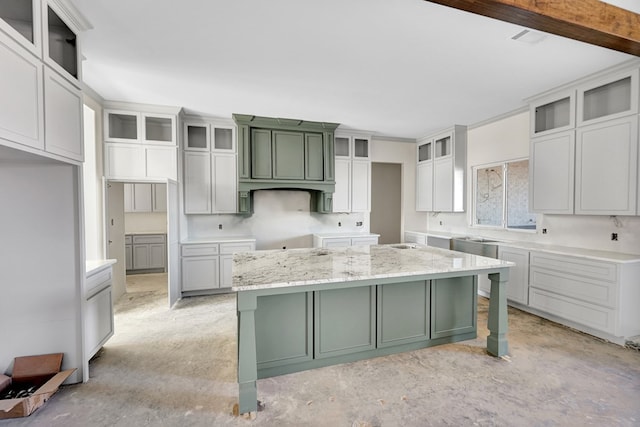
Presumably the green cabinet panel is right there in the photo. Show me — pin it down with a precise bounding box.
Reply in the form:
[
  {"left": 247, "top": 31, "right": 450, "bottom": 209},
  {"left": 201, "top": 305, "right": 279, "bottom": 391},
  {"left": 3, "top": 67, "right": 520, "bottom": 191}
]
[
  {"left": 431, "top": 276, "right": 477, "bottom": 338},
  {"left": 305, "top": 133, "right": 324, "bottom": 181},
  {"left": 314, "top": 287, "right": 375, "bottom": 358},
  {"left": 272, "top": 131, "right": 305, "bottom": 180},
  {"left": 255, "top": 292, "right": 313, "bottom": 370},
  {"left": 377, "top": 281, "right": 430, "bottom": 347},
  {"left": 323, "top": 131, "right": 335, "bottom": 182},
  {"left": 251, "top": 129, "right": 272, "bottom": 179},
  {"left": 238, "top": 125, "right": 250, "bottom": 179}
]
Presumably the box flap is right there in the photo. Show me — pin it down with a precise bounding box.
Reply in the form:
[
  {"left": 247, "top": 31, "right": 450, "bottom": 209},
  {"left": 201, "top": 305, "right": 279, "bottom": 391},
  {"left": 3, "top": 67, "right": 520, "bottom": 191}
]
[
  {"left": 35, "top": 369, "right": 75, "bottom": 395},
  {"left": 12, "top": 354, "right": 63, "bottom": 382},
  {"left": 0, "top": 398, "right": 23, "bottom": 413}
]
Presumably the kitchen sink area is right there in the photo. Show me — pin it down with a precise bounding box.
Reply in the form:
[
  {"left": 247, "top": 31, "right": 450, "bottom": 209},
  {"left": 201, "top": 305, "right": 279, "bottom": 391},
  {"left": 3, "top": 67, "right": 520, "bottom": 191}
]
[{"left": 451, "top": 237, "right": 499, "bottom": 258}]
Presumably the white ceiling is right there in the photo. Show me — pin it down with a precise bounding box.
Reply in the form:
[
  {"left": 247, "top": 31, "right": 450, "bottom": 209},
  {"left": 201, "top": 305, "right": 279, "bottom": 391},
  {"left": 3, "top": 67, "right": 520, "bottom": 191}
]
[{"left": 70, "top": 0, "right": 634, "bottom": 139}]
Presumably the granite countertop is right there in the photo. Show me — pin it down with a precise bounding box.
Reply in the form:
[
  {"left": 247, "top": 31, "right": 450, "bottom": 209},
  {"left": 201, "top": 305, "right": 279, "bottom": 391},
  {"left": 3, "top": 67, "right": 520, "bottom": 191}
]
[
  {"left": 86, "top": 259, "right": 117, "bottom": 275},
  {"left": 182, "top": 236, "right": 257, "bottom": 244},
  {"left": 232, "top": 244, "right": 511, "bottom": 291},
  {"left": 313, "top": 232, "right": 380, "bottom": 238}
]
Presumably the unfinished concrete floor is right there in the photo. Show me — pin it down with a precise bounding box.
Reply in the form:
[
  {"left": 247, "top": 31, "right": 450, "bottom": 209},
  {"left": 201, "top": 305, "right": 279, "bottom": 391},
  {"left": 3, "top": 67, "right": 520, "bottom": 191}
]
[{"left": 2, "top": 272, "right": 639, "bottom": 426}]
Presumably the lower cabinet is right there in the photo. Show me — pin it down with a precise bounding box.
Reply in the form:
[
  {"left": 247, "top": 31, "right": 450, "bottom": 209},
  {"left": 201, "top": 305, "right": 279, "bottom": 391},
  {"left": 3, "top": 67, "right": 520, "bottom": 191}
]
[
  {"left": 313, "top": 233, "right": 379, "bottom": 248},
  {"left": 254, "top": 278, "right": 477, "bottom": 376},
  {"left": 85, "top": 264, "right": 115, "bottom": 360},
  {"left": 181, "top": 239, "right": 256, "bottom": 292},
  {"left": 498, "top": 246, "right": 530, "bottom": 305},
  {"left": 125, "top": 234, "right": 166, "bottom": 273}
]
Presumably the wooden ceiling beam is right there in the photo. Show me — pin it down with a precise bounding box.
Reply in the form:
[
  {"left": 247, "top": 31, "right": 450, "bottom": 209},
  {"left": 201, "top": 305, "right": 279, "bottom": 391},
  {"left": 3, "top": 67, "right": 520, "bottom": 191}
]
[{"left": 424, "top": 0, "right": 640, "bottom": 56}]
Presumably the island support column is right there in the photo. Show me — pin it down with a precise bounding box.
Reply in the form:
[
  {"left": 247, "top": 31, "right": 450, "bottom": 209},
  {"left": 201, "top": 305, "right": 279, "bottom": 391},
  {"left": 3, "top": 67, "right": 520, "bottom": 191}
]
[
  {"left": 237, "top": 292, "right": 258, "bottom": 414},
  {"left": 487, "top": 269, "right": 509, "bottom": 357}
]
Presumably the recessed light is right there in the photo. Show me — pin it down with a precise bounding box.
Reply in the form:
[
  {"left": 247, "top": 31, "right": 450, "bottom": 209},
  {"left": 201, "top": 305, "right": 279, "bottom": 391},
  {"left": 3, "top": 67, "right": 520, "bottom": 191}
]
[{"left": 511, "top": 29, "right": 547, "bottom": 44}]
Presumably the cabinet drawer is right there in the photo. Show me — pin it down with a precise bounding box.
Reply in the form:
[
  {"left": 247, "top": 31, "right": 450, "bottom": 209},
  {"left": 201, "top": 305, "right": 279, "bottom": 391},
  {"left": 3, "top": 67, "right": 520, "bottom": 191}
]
[
  {"left": 351, "top": 237, "right": 378, "bottom": 246},
  {"left": 220, "top": 242, "right": 255, "bottom": 254},
  {"left": 181, "top": 244, "right": 219, "bottom": 256},
  {"left": 133, "top": 234, "right": 166, "bottom": 244},
  {"left": 530, "top": 267, "right": 617, "bottom": 308},
  {"left": 86, "top": 268, "right": 112, "bottom": 297},
  {"left": 529, "top": 252, "right": 616, "bottom": 283},
  {"left": 529, "top": 288, "right": 616, "bottom": 335},
  {"left": 124, "top": 235, "right": 132, "bottom": 244}
]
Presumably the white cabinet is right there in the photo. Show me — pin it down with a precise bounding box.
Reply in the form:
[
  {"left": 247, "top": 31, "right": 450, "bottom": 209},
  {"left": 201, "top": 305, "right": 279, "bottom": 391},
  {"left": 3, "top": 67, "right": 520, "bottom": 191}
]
[
  {"left": 575, "top": 116, "right": 638, "bottom": 215},
  {"left": 313, "top": 234, "right": 379, "bottom": 248},
  {"left": 85, "top": 263, "right": 115, "bottom": 360},
  {"left": 528, "top": 63, "right": 640, "bottom": 216},
  {"left": 125, "top": 234, "right": 166, "bottom": 273},
  {"left": 183, "top": 119, "right": 238, "bottom": 214},
  {"left": 181, "top": 239, "right": 255, "bottom": 292},
  {"left": 528, "top": 251, "right": 640, "bottom": 343},
  {"left": 104, "top": 105, "right": 180, "bottom": 180},
  {"left": 43, "top": 67, "right": 83, "bottom": 161},
  {"left": 0, "top": 31, "right": 43, "bottom": 151},
  {"left": 498, "top": 246, "right": 530, "bottom": 305},
  {"left": 124, "top": 183, "right": 166, "bottom": 213},
  {"left": 416, "top": 126, "right": 466, "bottom": 212},
  {"left": 333, "top": 133, "right": 371, "bottom": 213},
  {"left": 529, "top": 131, "right": 575, "bottom": 214}
]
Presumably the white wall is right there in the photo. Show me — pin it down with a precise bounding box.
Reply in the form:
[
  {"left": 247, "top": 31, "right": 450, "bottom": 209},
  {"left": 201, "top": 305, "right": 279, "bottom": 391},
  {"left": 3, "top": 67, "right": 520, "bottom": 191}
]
[
  {"left": 422, "top": 111, "right": 640, "bottom": 255},
  {"left": 125, "top": 212, "right": 167, "bottom": 234}
]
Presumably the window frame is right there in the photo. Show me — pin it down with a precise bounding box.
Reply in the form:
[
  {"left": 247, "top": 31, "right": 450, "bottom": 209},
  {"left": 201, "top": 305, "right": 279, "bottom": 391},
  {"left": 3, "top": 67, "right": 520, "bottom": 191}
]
[{"left": 471, "top": 157, "right": 536, "bottom": 232}]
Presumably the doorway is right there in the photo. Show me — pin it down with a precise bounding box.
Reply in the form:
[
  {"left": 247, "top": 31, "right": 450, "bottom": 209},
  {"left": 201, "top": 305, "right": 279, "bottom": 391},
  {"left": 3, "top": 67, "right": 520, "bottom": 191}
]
[{"left": 370, "top": 162, "right": 402, "bottom": 244}]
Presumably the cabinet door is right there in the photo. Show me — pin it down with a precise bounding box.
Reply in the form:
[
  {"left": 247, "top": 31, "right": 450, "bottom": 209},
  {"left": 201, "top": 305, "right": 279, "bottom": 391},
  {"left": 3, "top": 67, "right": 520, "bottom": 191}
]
[
  {"left": 377, "top": 281, "right": 429, "bottom": 348},
  {"left": 333, "top": 159, "right": 351, "bottom": 212},
  {"left": 132, "top": 183, "right": 152, "bottom": 212},
  {"left": 498, "top": 246, "right": 530, "bottom": 305},
  {"left": 84, "top": 286, "right": 113, "bottom": 359},
  {"left": 143, "top": 114, "right": 175, "bottom": 145},
  {"left": 305, "top": 133, "right": 324, "bottom": 180},
  {"left": 184, "top": 123, "right": 209, "bottom": 151},
  {"left": 431, "top": 276, "right": 476, "bottom": 338},
  {"left": 145, "top": 146, "right": 177, "bottom": 180},
  {"left": 530, "top": 131, "right": 575, "bottom": 214},
  {"left": 0, "top": 33, "right": 43, "bottom": 150},
  {"left": 251, "top": 128, "right": 272, "bottom": 179},
  {"left": 181, "top": 256, "right": 219, "bottom": 291},
  {"left": 433, "top": 158, "right": 453, "bottom": 212},
  {"left": 123, "top": 183, "right": 134, "bottom": 212},
  {"left": 220, "top": 254, "right": 233, "bottom": 288},
  {"left": 125, "top": 244, "right": 133, "bottom": 270},
  {"left": 212, "top": 153, "right": 237, "bottom": 213},
  {"left": 416, "top": 162, "right": 433, "bottom": 211},
  {"left": 575, "top": 116, "right": 638, "bottom": 215},
  {"left": 351, "top": 160, "right": 371, "bottom": 212},
  {"left": 132, "top": 244, "right": 150, "bottom": 270},
  {"left": 272, "top": 130, "right": 304, "bottom": 179},
  {"left": 184, "top": 151, "right": 212, "bottom": 214},
  {"left": 43, "top": 68, "right": 83, "bottom": 161},
  {"left": 148, "top": 243, "right": 165, "bottom": 269},
  {"left": 152, "top": 183, "right": 167, "bottom": 212},
  {"left": 105, "top": 143, "right": 145, "bottom": 179}
]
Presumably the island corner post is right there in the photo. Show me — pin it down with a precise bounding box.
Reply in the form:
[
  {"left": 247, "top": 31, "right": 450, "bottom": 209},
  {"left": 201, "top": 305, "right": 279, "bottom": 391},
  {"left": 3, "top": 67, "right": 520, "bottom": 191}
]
[{"left": 233, "top": 246, "right": 513, "bottom": 416}]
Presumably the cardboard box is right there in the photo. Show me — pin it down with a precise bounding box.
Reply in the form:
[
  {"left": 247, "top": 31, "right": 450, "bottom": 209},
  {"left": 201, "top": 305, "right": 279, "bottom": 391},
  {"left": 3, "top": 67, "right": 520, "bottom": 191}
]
[{"left": 0, "top": 353, "right": 75, "bottom": 419}]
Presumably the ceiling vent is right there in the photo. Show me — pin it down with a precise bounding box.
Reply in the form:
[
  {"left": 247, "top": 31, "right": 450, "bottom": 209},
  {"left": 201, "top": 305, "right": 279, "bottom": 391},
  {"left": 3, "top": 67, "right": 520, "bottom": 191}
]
[{"left": 511, "top": 29, "right": 547, "bottom": 44}]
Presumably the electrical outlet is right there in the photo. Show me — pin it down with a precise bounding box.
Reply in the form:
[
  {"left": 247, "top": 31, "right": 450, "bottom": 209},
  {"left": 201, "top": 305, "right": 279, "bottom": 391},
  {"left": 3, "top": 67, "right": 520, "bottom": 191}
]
[
  {"left": 218, "top": 224, "right": 222, "bottom": 230},
  {"left": 542, "top": 228, "right": 547, "bottom": 234},
  {"left": 338, "top": 222, "right": 341, "bottom": 227},
  {"left": 611, "top": 233, "right": 618, "bottom": 241},
  {"left": 356, "top": 221, "right": 363, "bottom": 226},
  {"left": 439, "top": 221, "right": 443, "bottom": 226}
]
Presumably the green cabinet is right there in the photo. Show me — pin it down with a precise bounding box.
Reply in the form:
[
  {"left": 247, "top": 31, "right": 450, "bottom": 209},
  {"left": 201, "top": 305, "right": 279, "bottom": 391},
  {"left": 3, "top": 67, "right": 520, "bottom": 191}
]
[
  {"left": 233, "top": 114, "right": 339, "bottom": 214},
  {"left": 377, "top": 281, "right": 430, "bottom": 347},
  {"left": 431, "top": 276, "right": 477, "bottom": 339}
]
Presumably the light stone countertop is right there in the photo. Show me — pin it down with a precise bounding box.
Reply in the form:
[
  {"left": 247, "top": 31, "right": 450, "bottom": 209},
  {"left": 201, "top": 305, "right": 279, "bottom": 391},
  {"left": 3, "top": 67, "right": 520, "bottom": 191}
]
[
  {"left": 232, "top": 244, "right": 511, "bottom": 291},
  {"left": 86, "top": 259, "right": 117, "bottom": 276}
]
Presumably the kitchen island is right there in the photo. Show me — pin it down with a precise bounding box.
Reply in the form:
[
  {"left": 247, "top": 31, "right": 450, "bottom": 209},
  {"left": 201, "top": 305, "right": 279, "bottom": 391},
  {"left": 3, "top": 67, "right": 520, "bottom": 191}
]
[{"left": 232, "top": 244, "right": 512, "bottom": 415}]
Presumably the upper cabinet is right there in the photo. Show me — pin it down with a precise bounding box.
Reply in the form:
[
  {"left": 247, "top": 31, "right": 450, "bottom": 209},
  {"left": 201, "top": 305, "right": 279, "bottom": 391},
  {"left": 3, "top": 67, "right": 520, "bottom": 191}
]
[
  {"left": 577, "top": 68, "right": 639, "bottom": 127},
  {"left": 416, "top": 125, "right": 467, "bottom": 213},
  {"left": 0, "top": 0, "right": 89, "bottom": 163},
  {"left": 182, "top": 117, "right": 238, "bottom": 214},
  {"left": 103, "top": 103, "right": 181, "bottom": 181},
  {"left": 233, "top": 114, "right": 339, "bottom": 214},
  {"left": 530, "top": 89, "right": 575, "bottom": 138},
  {"left": 333, "top": 132, "right": 371, "bottom": 213},
  {"left": 528, "top": 61, "right": 640, "bottom": 216}
]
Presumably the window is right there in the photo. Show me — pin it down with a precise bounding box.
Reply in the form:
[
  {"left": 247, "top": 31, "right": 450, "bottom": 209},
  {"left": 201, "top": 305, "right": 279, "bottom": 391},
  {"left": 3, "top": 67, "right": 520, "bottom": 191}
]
[{"left": 473, "top": 159, "right": 536, "bottom": 230}]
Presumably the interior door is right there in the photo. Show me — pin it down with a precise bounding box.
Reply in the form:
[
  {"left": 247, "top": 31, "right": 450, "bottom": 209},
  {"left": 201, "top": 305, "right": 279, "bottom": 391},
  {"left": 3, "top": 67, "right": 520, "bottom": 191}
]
[
  {"left": 166, "top": 179, "right": 181, "bottom": 308},
  {"left": 105, "top": 180, "right": 126, "bottom": 300}
]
